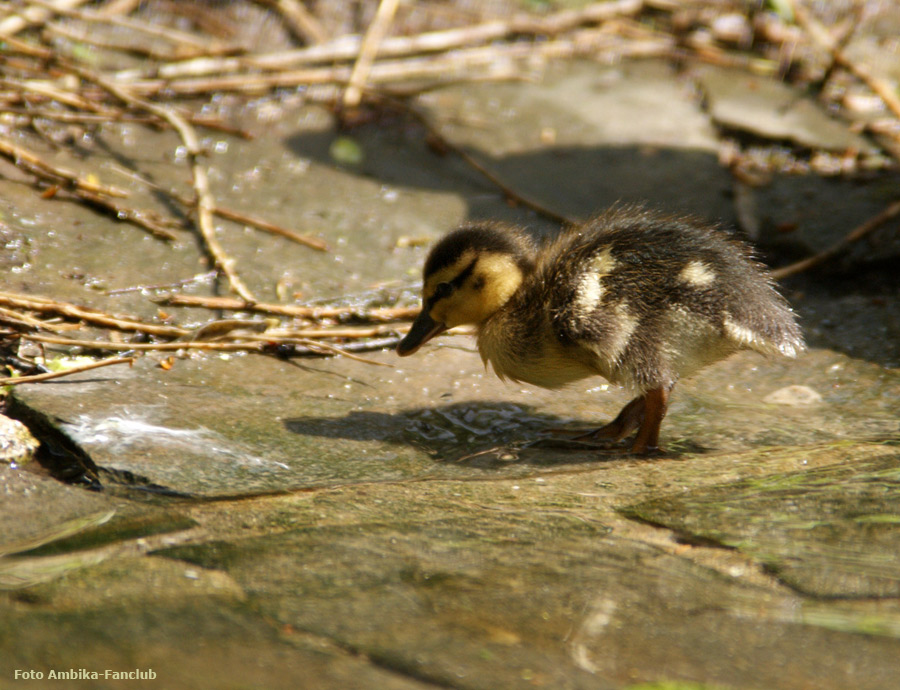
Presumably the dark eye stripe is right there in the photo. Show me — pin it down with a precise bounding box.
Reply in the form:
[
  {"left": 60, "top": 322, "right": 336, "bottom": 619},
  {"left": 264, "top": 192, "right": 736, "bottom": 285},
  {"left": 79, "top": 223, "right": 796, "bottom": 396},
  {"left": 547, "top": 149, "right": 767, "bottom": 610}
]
[
  {"left": 426, "top": 258, "right": 477, "bottom": 309},
  {"left": 450, "top": 259, "right": 477, "bottom": 288}
]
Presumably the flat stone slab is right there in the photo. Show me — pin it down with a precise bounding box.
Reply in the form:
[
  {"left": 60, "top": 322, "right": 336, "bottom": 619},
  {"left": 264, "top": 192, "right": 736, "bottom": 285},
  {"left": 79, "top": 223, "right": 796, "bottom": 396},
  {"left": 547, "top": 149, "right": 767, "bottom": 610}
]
[
  {"left": 623, "top": 452, "right": 900, "bottom": 597},
  {"left": 7, "top": 442, "right": 900, "bottom": 689},
  {"left": 9, "top": 345, "right": 898, "bottom": 497},
  {"left": 1, "top": 558, "right": 442, "bottom": 690},
  {"left": 148, "top": 472, "right": 900, "bottom": 690},
  {"left": 0, "top": 466, "right": 115, "bottom": 560},
  {"left": 695, "top": 65, "right": 878, "bottom": 153}
]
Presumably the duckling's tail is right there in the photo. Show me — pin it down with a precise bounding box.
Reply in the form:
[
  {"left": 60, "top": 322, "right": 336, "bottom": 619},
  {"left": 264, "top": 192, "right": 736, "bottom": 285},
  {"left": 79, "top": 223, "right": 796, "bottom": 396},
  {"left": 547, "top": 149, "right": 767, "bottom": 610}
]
[{"left": 722, "top": 306, "right": 806, "bottom": 358}]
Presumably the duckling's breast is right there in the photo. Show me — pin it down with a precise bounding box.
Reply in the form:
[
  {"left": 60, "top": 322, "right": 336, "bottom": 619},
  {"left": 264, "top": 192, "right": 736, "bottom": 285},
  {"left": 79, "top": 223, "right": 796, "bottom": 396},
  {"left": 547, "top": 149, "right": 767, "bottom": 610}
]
[{"left": 477, "top": 312, "right": 597, "bottom": 389}]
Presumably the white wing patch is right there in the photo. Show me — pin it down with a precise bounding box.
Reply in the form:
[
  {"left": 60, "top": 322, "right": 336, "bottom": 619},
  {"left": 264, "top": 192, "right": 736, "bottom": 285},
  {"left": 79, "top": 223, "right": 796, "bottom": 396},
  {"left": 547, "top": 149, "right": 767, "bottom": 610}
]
[
  {"left": 678, "top": 260, "right": 716, "bottom": 286},
  {"left": 580, "top": 302, "right": 638, "bottom": 384},
  {"left": 573, "top": 247, "right": 616, "bottom": 315},
  {"left": 603, "top": 302, "right": 638, "bottom": 364}
]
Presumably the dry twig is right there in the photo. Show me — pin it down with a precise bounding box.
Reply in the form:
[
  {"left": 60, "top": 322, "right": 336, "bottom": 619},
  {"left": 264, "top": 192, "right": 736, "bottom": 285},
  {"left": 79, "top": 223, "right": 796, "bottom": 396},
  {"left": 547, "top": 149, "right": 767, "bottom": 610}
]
[
  {"left": 114, "top": 0, "right": 643, "bottom": 82},
  {"left": 31, "top": 0, "right": 238, "bottom": 58},
  {"left": 67, "top": 65, "right": 257, "bottom": 302},
  {"left": 116, "top": 29, "right": 669, "bottom": 97},
  {"left": 20, "top": 333, "right": 394, "bottom": 366},
  {"left": 0, "top": 290, "right": 188, "bottom": 338},
  {"left": 68, "top": 188, "right": 182, "bottom": 241},
  {"left": 107, "top": 164, "right": 327, "bottom": 250},
  {"left": 157, "top": 293, "right": 419, "bottom": 322},
  {"left": 772, "top": 198, "right": 900, "bottom": 279},
  {"left": 0, "top": 356, "right": 134, "bottom": 386},
  {"left": 0, "top": 306, "right": 67, "bottom": 333},
  {"left": 255, "top": 0, "right": 329, "bottom": 45},
  {"left": 209, "top": 205, "right": 328, "bottom": 251},
  {"left": 343, "top": 0, "right": 402, "bottom": 110},
  {"left": 792, "top": 1, "right": 900, "bottom": 123},
  {"left": 0, "top": 137, "right": 129, "bottom": 197},
  {"left": 386, "top": 94, "right": 574, "bottom": 225},
  {"left": 0, "top": 0, "right": 91, "bottom": 37}
]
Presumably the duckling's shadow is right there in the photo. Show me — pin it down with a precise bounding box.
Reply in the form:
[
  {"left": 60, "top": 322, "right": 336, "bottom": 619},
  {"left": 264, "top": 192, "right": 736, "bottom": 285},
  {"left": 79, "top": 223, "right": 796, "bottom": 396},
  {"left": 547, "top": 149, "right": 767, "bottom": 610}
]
[{"left": 283, "top": 401, "right": 698, "bottom": 469}]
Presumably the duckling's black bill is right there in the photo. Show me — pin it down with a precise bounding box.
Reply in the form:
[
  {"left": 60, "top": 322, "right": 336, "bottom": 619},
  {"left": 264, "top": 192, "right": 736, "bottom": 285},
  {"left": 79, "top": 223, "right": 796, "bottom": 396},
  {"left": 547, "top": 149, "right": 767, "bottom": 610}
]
[{"left": 397, "top": 311, "right": 447, "bottom": 356}]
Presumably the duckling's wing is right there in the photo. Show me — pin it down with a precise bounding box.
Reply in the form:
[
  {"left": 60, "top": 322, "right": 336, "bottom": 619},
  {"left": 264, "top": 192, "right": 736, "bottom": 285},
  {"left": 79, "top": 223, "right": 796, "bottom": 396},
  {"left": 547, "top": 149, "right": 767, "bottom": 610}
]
[
  {"left": 541, "top": 208, "right": 804, "bottom": 386},
  {"left": 541, "top": 234, "right": 663, "bottom": 389}
]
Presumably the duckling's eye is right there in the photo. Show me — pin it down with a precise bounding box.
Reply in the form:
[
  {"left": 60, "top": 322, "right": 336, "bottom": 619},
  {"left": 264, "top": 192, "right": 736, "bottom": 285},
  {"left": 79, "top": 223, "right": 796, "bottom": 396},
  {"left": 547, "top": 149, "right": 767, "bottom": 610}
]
[{"left": 433, "top": 282, "right": 453, "bottom": 300}]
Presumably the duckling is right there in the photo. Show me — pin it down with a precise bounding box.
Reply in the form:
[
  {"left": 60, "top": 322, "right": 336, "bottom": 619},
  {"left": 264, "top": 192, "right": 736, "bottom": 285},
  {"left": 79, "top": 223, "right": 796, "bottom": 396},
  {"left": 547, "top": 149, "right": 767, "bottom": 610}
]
[{"left": 397, "top": 205, "right": 805, "bottom": 454}]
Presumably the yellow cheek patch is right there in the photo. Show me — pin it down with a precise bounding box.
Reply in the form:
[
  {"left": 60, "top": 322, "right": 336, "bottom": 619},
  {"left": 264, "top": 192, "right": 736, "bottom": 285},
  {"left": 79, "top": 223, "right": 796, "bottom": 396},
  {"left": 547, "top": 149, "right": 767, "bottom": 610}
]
[{"left": 421, "top": 251, "right": 524, "bottom": 328}]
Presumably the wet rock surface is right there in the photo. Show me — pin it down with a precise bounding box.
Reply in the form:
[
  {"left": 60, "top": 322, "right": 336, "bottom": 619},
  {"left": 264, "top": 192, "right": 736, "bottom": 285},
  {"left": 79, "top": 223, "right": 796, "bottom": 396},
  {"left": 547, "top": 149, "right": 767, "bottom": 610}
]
[
  {"left": 2, "top": 56, "right": 899, "bottom": 689},
  {"left": 623, "top": 452, "right": 900, "bottom": 598}
]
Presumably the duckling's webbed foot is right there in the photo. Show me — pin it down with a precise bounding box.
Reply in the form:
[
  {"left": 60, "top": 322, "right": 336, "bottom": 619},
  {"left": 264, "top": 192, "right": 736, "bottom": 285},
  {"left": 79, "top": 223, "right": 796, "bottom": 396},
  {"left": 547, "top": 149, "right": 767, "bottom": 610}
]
[
  {"left": 573, "top": 396, "right": 645, "bottom": 444},
  {"left": 574, "top": 385, "right": 671, "bottom": 455}
]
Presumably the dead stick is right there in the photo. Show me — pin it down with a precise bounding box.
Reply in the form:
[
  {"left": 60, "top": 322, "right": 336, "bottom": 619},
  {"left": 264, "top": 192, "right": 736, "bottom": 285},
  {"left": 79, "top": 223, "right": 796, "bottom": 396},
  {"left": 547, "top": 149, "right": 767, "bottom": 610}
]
[
  {"left": 21, "top": 334, "right": 393, "bottom": 366},
  {"left": 23, "top": 334, "right": 215, "bottom": 351},
  {"left": 0, "top": 0, "right": 91, "bottom": 37},
  {"left": 95, "top": 0, "right": 143, "bottom": 15},
  {"left": 24, "top": 334, "right": 264, "bottom": 351},
  {"left": 140, "top": 110, "right": 257, "bottom": 301},
  {"left": 45, "top": 22, "right": 206, "bottom": 62},
  {"left": 0, "top": 356, "right": 135, "bottom": 386},
  {"left": 71, "top": 188, "right": 181, "bottom": 241},
  {"left": 128, "top": 31, "right": 672, "bottom": 97},
  {"left": 772, "top": 198, "right": 900, "bottom": 280},
  {"left": 30, "top": 0, "right": 237, "bottom": 54},
  {"left": 386, "top": 95, "right": 573, "bottom": 225},
  {"left": 210, "top": 206, "right": 328, "bottom": 251},
  {"left": 158, "top": 293, "right": 420, "bottom": 321},
  {"left": 792, "top": 1, "right": 900, "bottom": 122},
  {"left": 105, "top": 272, "right": 217, "bottom": 295},
  {"left": 256, "top": 0, "right": 329, "bottom": 45},
  {"left": 344, "top": 0, "right": 401, "bottom": 110},
  {"left": 0, "top": 290, "right": 188, "bottom": 337},
  {"left": 115, "top": 49, "right": 513, "bottom": 96},
  {"left": 115, "top": 0, "right": 642, "bottom": 81},
  {"left": 107, "top": 164, "right": 322, "bottom": 249},
  {"left": 69, "top": 65, "right": 257, "bottom": 302},
  {"left": 4, "top": 79, "right": 251, "bottom": 136},
  {"left": 0, "top": 306, "right": 67, "bottom": 332},
  {"left": 0, "top": 33, "right": 54, "bottom": 58},
  {"left": 0, "top": 137, "right": 129, "bottom": 197},
  {"left": 1, "top": 107, "right": 162, "bottom": 125},
  {"left": 0, "top": 77, "right": 119, "bottom": 114},
  {"left": 117, "top": 29, "right": 661, "bottom": 96},
  {"left": 253, "top": 325, "right": 401, "bottom": 338},
  {"left": 282, "top": 339, "right": 393, "bottom": 366}
]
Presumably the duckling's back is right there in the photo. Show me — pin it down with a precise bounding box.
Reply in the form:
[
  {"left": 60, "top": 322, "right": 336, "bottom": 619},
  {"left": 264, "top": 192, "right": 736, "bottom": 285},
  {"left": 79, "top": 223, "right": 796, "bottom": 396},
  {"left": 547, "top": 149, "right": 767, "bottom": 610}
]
[{"left": 525, "top": 205, "right": 804, "bottom": 392}]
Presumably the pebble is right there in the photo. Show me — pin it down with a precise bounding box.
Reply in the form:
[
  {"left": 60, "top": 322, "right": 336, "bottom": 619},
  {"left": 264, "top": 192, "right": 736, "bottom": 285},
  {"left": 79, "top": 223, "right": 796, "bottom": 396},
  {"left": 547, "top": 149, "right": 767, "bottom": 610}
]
[{"left": 763, "top": 385, "right": 823, "bottom": 406}]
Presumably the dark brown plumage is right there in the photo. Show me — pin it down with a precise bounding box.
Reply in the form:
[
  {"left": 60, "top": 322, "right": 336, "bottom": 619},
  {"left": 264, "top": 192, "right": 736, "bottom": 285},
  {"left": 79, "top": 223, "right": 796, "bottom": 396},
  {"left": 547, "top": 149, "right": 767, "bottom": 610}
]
[{"left": 398, "top": 205, "right": 805, "bottom": 453}]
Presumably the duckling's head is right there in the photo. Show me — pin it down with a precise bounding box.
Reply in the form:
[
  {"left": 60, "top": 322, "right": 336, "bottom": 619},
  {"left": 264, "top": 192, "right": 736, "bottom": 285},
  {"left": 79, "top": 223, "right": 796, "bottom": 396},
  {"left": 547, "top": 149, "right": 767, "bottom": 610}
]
[{"left": 397, "top": 223, "right": 535, "bottom": 356}]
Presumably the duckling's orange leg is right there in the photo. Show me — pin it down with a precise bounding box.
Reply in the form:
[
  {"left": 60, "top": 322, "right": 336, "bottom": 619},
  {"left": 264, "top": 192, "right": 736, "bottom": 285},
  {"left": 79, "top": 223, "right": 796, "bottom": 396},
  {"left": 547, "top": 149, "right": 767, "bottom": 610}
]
[{"left": 630, "top": 386, "right": 670, "bottom": 454}]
